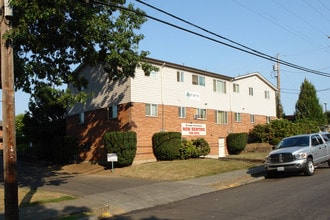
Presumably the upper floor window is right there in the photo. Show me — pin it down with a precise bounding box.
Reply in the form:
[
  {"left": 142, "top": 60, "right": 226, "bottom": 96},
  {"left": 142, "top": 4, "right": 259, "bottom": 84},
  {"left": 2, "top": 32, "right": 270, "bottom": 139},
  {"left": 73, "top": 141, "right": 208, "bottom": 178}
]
[
  {"left": 234, "top": 112, "right": 241, "bottom": 122},
  {"left": 233, "top": 83, "right": 239, "bottom": 93},
  {"left": 178, "top": 106, "right": 186, "bottom": 118},
  {"left": 145, "top": 103, "right": 158, "bottom": 116},
  {"left": 250, "top": 114, "right": 255, "bottom": 123},
  {"left": 79, "top": 112, "right": 85, "bottom": 124},
  {"left": 215, "top": 110, "right": 228, "bottom": 124},
  {"left": 213, "top": 79, "right": 226, "bottom": 93},
  {"left": 192, "top": 74, "right": 205, "bottom": 86},
  {"left": 145, "top": 70, "right": 157, "bottom": 77},
  {"left": 265, "top": 91, "right": 270, "bottom": 99},
  {"left": 177, "top": 71, "right": 184, "bottom": 82},
  {"left": 108, "top": 105, "right": 118, "bottom": 119},
  {"left": 249, "top": 87, "right": 254, "bottom": 96},
  {"left": 195, "top": 108, "right": 207, "bottom": 119}
]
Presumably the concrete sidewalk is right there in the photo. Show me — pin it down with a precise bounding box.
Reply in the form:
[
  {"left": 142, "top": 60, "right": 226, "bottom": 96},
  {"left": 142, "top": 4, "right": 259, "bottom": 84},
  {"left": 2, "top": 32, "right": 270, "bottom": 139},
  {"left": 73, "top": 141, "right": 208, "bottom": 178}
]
[{"left": 9, "top": 165, "right": 265, "bottom": 219}]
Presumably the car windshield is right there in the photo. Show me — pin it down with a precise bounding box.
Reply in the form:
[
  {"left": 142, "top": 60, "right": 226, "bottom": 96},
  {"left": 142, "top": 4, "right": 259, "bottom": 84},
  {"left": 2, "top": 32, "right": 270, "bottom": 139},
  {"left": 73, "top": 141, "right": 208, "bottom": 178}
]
[{"left": 278, "top": 136, "right": 309, "bottom": 148}]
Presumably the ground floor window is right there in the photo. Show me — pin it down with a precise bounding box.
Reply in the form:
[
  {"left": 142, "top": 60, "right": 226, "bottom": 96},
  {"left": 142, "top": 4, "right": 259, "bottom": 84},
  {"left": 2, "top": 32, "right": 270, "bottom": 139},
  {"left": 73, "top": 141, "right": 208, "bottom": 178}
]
[
  {"left": 146, "top": 103, "right": 158, "bottom": 116},
  {"left": 215, "top": 110, "right": 228, "bottom": 124}
]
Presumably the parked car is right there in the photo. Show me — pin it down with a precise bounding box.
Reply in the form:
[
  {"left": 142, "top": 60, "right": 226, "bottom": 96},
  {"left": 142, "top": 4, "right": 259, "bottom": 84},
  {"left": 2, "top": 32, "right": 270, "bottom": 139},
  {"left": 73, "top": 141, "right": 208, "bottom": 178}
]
[{"left": 264, "top": 133, "right": 330, "bottom": 177}]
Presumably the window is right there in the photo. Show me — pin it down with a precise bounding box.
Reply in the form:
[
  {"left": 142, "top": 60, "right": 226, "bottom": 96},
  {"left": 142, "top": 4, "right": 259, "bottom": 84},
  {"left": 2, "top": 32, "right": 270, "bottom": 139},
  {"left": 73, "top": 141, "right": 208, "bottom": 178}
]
[
  {"left": 145, "top": 104, "right": 158, "bottom": 116},
  {"left": 250, "top": 114, "right": 255, "bottom": 123},
  {"left": 213, "top": 79, "right": 226, "bottom": 93},
  {"left": 234, "top": 112, "right": 241, "bottom": 122},
  {"left": 192, "top": 74, "right": 205, "bottom": 86},
  {"left": 178, "top": 106, "right": 186, "bottom": 118},
  {"left": 215, "top": 110, "right": 228, "bottom": 124},
  {"left": 79, "top": 112, "right": 85, "bottom": 124},
  {"left": 195, "top": 108, "right": 207, "bottom": 119},
  {"left": 265, "top": 91, "right": 270, "bottom": 99},
  {"left": 233, "top": 83, "right": 239, "bottom": 93},
  {"left": 177, "top": 71, "right": 184, "bottom": 82},
  {"left": 266, "top": 116, "right": 271, "bottom": 123},
  {"left": 249, "top": 87, "right": 254, "bottom": 96},
  {"left": 108, "top": 105, "right": 118, "bottom": 119},
  {"left": 145, "top": 70, "right": 157, "bottom": 77}
]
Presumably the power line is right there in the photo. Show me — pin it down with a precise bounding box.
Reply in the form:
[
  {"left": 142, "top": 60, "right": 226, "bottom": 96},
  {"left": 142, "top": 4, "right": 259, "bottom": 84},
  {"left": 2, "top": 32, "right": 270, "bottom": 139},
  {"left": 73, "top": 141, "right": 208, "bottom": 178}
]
[
  {"left": 135, "top": 0, "right": 330, "bottom": 77},
  {"left": 88, "top": 0, "right": 330, "bottom": 77}
]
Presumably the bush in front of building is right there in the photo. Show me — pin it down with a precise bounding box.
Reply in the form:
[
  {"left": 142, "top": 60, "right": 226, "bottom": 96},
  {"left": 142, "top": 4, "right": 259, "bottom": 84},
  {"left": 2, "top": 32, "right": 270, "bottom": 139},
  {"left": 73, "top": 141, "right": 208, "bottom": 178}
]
[
  {"left": 179, "top": 139, "right": 198, "bottom": 159},
  {"left": 249, "top": 118, "right": 320, "bottom": 145},
  {"left": 192, "top": 138, "right": 210, "bottom": 157},
  {"left": 152, "top": 132, "right": 181, "bottom": 161},
  {"left": 179, "top": 138, "right": 210, "bottom": 159},
  {"left": 103, "top": 131, "right": 137, "bottom": 167},
  {"left": 227, "top": 132, "right": 248, "bottom": 155}
]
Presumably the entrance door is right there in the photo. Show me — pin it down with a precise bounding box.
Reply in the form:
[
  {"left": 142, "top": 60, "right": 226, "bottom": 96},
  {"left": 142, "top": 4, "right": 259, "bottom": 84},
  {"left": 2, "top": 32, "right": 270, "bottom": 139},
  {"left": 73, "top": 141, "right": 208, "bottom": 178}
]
[{"left": 218, "top": 138, "right": 225, "bottom": 158}]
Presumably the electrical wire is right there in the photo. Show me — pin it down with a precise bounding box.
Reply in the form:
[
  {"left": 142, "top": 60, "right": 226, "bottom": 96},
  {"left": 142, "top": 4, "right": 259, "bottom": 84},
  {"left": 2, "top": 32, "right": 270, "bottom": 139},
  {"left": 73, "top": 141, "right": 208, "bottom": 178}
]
[
  {"left": 86, "top": 0, "right": 330, "bottom": 77},
  {"left": 134, "top": 0, "right": 330, "bottom": 77}
]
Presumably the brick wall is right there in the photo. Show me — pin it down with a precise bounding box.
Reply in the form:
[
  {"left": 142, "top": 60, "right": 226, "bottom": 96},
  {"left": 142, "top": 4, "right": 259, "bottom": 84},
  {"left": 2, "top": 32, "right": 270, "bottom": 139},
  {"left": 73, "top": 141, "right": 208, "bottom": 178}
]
[{"left": 66, "top": 102, "right": 273, "bottom": 163}]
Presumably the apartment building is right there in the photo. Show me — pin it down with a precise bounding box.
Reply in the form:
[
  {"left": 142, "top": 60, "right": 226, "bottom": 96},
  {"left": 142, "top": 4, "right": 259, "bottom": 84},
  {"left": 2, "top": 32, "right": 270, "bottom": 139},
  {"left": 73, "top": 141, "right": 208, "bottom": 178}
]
[{"left": 66, "top": 58, "right": 277, "bottom": 163}]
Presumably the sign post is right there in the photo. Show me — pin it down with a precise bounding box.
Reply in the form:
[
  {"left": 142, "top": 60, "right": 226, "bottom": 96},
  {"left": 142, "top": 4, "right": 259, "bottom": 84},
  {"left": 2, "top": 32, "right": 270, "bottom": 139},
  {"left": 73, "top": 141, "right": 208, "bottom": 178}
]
[{"left": 107, "top": 153, "right": 118, "bottom": 172}]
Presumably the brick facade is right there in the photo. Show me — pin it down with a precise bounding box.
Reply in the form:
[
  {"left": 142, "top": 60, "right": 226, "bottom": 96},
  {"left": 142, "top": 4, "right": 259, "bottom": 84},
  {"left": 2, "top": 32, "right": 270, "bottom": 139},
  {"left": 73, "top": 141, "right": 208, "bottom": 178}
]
[{"left": 66, "top": 102, "right": 274, "bottom": 163}]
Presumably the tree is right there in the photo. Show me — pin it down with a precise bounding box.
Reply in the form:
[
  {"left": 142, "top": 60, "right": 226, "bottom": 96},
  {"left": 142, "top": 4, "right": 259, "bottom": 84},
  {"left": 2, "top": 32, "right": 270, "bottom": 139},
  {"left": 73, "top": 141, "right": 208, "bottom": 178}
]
[
  {"left": 15, "top": 114, "right": 26, "bottom": 144},
  {"left": 276, "top": 93, "right": 284, "bottom": 118},
  {"left": 22, "top": 84, "right": 68, "bottom": 160},
  {"left": 294, "top": 79, "right": 325, "bottom": 125},
  {"left": 9, "top": 0, "right": 156, "bottom": 93}
]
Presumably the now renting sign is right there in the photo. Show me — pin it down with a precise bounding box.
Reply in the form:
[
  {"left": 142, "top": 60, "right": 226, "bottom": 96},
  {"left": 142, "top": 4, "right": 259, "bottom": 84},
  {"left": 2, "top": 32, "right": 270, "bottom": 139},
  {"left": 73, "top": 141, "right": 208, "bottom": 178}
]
[{"left": 181, "top": 123, "right": 206, "bottom": 136}]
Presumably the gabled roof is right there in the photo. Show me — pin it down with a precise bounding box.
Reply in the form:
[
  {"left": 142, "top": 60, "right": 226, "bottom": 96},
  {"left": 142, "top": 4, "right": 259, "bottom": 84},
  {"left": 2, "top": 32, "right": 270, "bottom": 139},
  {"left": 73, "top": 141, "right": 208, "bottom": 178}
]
[{"left": 233, "top": 72, "right": 277, "bottom": 91}]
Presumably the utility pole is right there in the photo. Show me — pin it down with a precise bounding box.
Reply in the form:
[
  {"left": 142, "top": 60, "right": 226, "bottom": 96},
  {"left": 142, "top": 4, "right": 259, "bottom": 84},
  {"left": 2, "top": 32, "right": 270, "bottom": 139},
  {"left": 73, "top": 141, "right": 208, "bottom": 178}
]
[
  {"left": 276, "top": 54, "right": 280, "bottom": 103},
  {"left": 1, "top": 0, "right": 18, "bottom": 219},
  {"left": 273, "top": 54, "right": 281, "bottom": 118}
]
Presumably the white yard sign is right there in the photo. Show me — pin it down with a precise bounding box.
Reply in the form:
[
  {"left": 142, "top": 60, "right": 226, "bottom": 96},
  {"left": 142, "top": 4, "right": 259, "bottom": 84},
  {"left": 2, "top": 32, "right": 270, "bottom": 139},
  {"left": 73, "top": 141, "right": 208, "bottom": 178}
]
[{"left": 181, "top": 123, "right": 206, "bottom": 135}]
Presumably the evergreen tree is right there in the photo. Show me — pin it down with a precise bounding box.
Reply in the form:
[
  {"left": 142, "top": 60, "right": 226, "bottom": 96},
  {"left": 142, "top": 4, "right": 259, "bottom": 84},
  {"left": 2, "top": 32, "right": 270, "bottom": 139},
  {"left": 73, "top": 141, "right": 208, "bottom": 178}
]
[{"left": 294, "top": 79, "right": 325, "bottom": 125}]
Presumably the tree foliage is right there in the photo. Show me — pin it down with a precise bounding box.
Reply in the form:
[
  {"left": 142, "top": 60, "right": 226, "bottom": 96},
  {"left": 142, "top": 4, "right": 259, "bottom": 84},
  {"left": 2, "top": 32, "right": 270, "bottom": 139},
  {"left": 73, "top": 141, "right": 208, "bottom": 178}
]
[
  {"left": 23, "top": 84, "right": 67, "bottom": 145},
  {"left": 9, "top": 0, "right": 155, "bottom": 93},
  {"left": 294, "top": 79, "right": 325, "bottom": 125}
]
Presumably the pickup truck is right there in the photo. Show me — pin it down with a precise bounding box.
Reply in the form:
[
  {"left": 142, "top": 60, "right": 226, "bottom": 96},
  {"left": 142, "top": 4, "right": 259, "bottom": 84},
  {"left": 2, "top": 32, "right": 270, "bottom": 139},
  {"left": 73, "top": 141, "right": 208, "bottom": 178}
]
[{"left": 264, "top": 133, "right": 330, "bottom": 177}]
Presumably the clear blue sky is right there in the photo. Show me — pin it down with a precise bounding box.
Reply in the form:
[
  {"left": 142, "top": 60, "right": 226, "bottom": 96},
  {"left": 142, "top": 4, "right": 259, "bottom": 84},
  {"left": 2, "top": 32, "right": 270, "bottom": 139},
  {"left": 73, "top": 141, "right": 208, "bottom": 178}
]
[{"left": 6, "top": 0, "right": 330, "bottom": 118}]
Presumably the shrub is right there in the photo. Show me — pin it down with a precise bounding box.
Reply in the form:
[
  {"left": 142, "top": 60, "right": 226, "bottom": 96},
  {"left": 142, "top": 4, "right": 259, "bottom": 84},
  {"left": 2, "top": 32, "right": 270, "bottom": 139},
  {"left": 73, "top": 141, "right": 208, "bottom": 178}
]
[
  {"left": 152, "top": 132, "right": 181, "bottom": 161},
  {"left": 179, "top": 138, "right": 210, "bottom": 159},
  {"left": 103, "top": 131, "right": 137, "bottom": 167},
  {"left": 227, "top": 133, "right": 248, "bottom": 155},
  {"left": 192, "top": 138, "right": 210, "bottom": 157},
  {"left": 179, "top": 139, "right": 196, "bottom": 159},
  {"left": 249, "top": 118, "right": 321, "bottom": 145}
]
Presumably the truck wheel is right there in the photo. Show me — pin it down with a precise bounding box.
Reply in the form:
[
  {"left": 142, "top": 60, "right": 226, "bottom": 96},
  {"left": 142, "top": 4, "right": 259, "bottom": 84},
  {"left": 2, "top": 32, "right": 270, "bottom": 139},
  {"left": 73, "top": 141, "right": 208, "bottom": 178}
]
[{"left": 304, "top": 158, "right": 315, "bottom": 176}]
